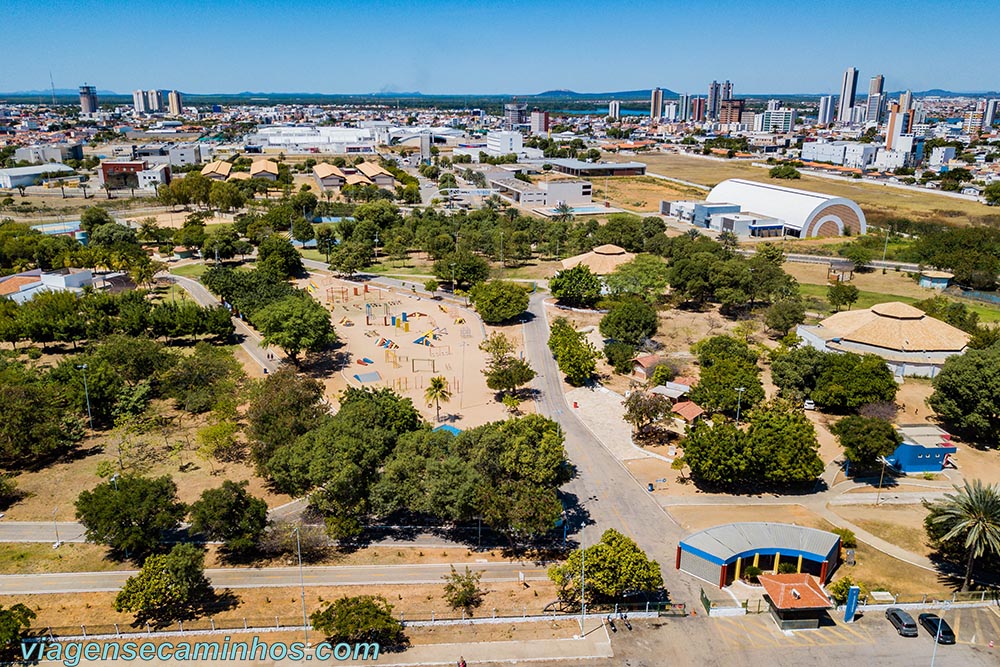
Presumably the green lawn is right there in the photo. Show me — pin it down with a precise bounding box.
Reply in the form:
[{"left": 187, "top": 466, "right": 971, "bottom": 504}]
[
  {"left": 300, "top": 248, "right": 327, "bottom": 263},
  {"left": 797, "top": 282, "right": 1000, "bottom": 322},
  {"left": 170, "top": 262, "right": 208, "bottom": 278}
]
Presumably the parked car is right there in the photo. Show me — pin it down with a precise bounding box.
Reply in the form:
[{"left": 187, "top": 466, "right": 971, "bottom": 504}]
[
  {"left": 885, "top": 608, "right": 919, "bottom": 637},
  {"left": 918, "top": 613, "right": 956, "bottom": 644},
  {"left": 803, "top": 399, "right": 816, "bottom": 410}
]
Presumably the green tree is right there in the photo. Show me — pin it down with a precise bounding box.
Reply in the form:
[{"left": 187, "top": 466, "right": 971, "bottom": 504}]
[
  {"left": 257, "top": 235, "right": 303, "bottom": 278},
  {"left": 832, "top": 415, "right": 902, "bottom": 471},
  {"left": 764, "top": 298, "right": 806, "bottom": 336},
  {"left": 75, "top": 475, "right": 187, "bottom": 560},
  {"left": 622, "top": 391, "right": 672, "bottom": 435},
  {"left": 923, "top": 480, "right": 1000, "bottom": 591},
  {"left": 769, "top": 165, "right": 801, "bottom": 179},
  {"left": 914, "top": 296, "right": 980, "bottom": 334},
  {"left": 424, "top": 376, "right": 452, "bottom": 422},
  {"left": 113, "top": 543, "right": 212, "bottom": 621},
  {"left": 160, "top": 342, "right": 242, "bottom": 413},
  {"left": 245, "top": 368, "right": 327, "bottom": 471},
  {"left": 605, "top": 254, "right": 668, "bottom": 302},
  {"left": 433, "top": 250, "right": 489, "bottom": 289},
  {"left": 483, "top": 355, "right": 536, "bottom": 396},
  {"left": 442, "top": 566, "right": 485, "bottom": 614},
  {"left": 827, "top": 282, "right": 860, "bottom": 311},
  {"left": 928, "top": 344, "right": 1000, "bottom": 446},
  {"left": 811, "top": 352, "right": 898, "bottom": 412},
  {"left": 770, "top": 345, "right": 827, "bottom": 400},
  {"left": 253, "top": 295, "right": 336, "bottom": 364},
  {"left": 984, "top": 182, "right": 1000, "bottom": 206},
  {"left": 599, "top": 298, "right": 658, "bottom": 346},
  {"left": 469, "top": 281, "right": 528, "bottom": 324},
  {"left": 208, "top": 181, "right": 246, "bottom": 212},
  {"left": 201, "top": 226, "right": 240, "bottom": 262},
  {"left": 0, "top": 603, "right": 36, "bottom": 653},
  {"left": 604, "top": 340, "right": 637, "bottom": 374},
  {"left": 550, "top": 265, "right": 602, "bottom": 308},
  {"left": 188, "top": 480, "right": 268, "bottom": 556},
  {"left": 0, "top": 362, "right": 75, "bottom": 466},
  {"left": 682, "top": 420, "right": 755, "bottom": 487},
  {"left": 688, "top": 358, "right": 764, "bottom": 418},
  {"left": 840, "top": 242, "right": 874, "bottom": 269},
  {"left": 328, "top": 241, "right": 373, "bottom": 277},
  {"left": 694, "top": 335, "right": 758, "bottom": 368},
  {"left": 80, "top": 206, "right": 114, "bottom": 233},
  {"left": 548, "top": 529, "right": 663, "bottom": 604},
  {"left": 311, "top": 596, "right": 407, "bottom": 647},
  {"left": 744, "top": 399, "right": 824, "bottom": 484}
]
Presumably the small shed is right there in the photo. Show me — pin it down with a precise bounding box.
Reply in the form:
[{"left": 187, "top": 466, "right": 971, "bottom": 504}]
[
  {"left": 918, "top": 270, "right": 953, "bottom": 290},
  {"left": 886, "top": 424, "right": 956, "bottom": 474},
  {"left": 758, "top": 573, "right": 832, "bottom": 630},
  {"left": 827, "top": 261, "right": 854, "bottom": 283},
  {"left": 632, "top": 354, "right": 662, "bottom": 380}
]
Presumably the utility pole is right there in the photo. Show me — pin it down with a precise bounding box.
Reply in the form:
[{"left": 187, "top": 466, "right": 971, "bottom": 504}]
[
  {"left": 293, "top": 526, "right": 310, "bottom": 648},
  {"left": 77, "top": 364, "right": 93, "bottom": 429},
  {"left": 735, "top": 386, "right": 746, "bottom": 425}
]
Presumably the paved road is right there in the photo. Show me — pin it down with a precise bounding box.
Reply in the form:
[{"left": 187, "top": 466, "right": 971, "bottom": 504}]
[
  {"left": 169, "top": 273, "right": 279, "bottom": 374},
  {"left": 0, "top": 561, "right": 549, "bottom": 595},
  {"left": 520, "top": 293, "right": 700, "bottom": 605}
]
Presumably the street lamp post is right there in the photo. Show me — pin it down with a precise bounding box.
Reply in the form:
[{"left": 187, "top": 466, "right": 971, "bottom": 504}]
[
  {"left": 735, "top": 386, "right": 746, "bottom": 425},
  {"left": 293, "top": 526, "right": 310, "bottom": 648},
  {"left": 578, "top": 494, "right": 598, "bottom": 636},
  {"left": 875, "top": 457, "right": 888, "bottom": 506},
  {"left": 450, "top": 263, "right": 456, "bottom": 291},
  {"left": 52, "top": 507, "right": 61, "bottom": 549},
  {"left": 77, "top": 364, "right": 93, "bottom": 430},
  {"left": 930, "top": 601, "right": 951, "bottom": 667}
]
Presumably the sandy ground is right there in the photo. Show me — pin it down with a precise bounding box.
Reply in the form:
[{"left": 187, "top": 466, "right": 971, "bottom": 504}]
[
  {"left": 667, "top": 504, "right": 827, "bottom": 533},
  {"left": 781, "top": 262, "right": 930, "bottom": 298},
  {"left": 299, "top": 275, "right": 512, "bottom": 429},
  {"left": 830, "top": 505, "right": 932, "bottom": 557}
]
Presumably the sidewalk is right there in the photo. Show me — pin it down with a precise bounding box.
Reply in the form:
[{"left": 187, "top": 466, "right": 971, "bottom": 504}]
[{"left": 565, "top": 386, "right": 652, "bottom": 462}]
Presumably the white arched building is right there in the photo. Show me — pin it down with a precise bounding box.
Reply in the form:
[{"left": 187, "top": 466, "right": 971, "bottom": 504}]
[{"left": 703, "top": 179, "right": 867, "bottom": 238}]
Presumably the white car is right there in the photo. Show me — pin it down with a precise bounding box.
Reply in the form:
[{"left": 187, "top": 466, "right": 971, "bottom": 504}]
[{"left": 803, "top": 399, "right": 816, "bottom": 410}]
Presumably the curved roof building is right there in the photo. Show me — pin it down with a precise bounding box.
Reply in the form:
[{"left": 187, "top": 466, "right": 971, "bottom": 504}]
[
  {"left": 677, "top": 522, "right": 841, "bottom": 587},
  {"left": 706, "top": 178, "right": 866, "bottom": 237},
  {"left": 560, "top": 244, "right": 635, "bottom": 275}
]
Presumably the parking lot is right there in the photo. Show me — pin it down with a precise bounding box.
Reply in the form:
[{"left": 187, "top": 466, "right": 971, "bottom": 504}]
[{"left": 592, "top": 606, "right": 1000, "bottom": 667}]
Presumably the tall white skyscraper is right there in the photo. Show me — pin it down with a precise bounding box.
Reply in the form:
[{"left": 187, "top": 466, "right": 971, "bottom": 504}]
[
  {"left": 898, "top": 90, "right": 913, "bottom": 112},
  {"left": 678, "top": 94, "right": 690, "bottom": 121},
  {"left": 167, "top": 90, "right": 183, "bottom": 116},
  {"left": 865, "top": 74, "right": 885, "bottom": 123},
  {"left": 818, "top": 95, "right": 834, "bottom": 125},
  {"left": 767, "top": 99, "right": 781, "bottom": 111},
  {"left": 132, "top": 90, "right": 149, "bottom": 113},
  {"left": 608, "top": 100, "right": 621, "bottom": 119},
  {"left": 146, "top": 89, "right": 164, "bottom": 112},
  {"left": 650, "top": 87, "right": 663, "bottom": 121},
  {"left": 837, "top": 67, "right": 859, "bottom": 123},
  {"left": 663, "top": 102, "right": 679, "bottom": 122},
  {"left": 986, "top": 99, "right": 999, "bottom": 127}
]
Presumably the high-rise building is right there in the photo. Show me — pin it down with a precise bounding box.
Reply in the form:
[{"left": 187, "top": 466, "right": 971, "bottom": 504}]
[
  {"left": 898, "top": 90, "right": 913, "bottom": 112},
  {"left": 718, "top": 99, "right": 745, "bottom": 124},
  {"left": 168, "top": 90, "right": 183, "bottom": 116},
  {"left": 767, "top": 99, "right": 781, "bottom": 111},
  {"left": 760, "top": 108, "right": 798, "bottom": 133},
  {"left": 132, "top": 90, "right": 149, "bottom": 114},
  {"left": 529, "top": 109, "right": 549, "bottom": 135},
  {"left": 818, "top": 95, "right": 834, "bottom": 125},
  {"left": 678, "top": 94, "right": 691, "bottom": 122},
  {"left": 865, "top": 74, "right": 885, "bottom": 124},
  {"left": 984, "top": 99, "right": 999, "bottom": 127},
  {"left": 650, "top": 87, "right": 664, "bottom": 121},
  {"left": 608, "top": 100, "right": 621, "bottom": 119},
  {"left": 707, "top": 81, "right": 721, "bottom": 120},
  {"left": 962, "top": 100, "right": 987, "bottom": 134},
  {"left": 721, "top": 80, "right": 733, "bottom": 102},
  {"left": 690, "top": 97, "right": 706, "bottom": 122},
  {"left": 837, "top": 67, "right": 859, "bottom": 124},
  {"left": 147, "top": 90, "right": 164, "bottom": 112},
  {"left": 503, "top": 100, "right": 528, "bottom": 129},
  {"left": 663, "top": 102, "right": 679, "bottom": 122},
  {"left": 886, "top": 102, "right": 915, "bottom": 150},
  {"left": 79, "top": 85, "right": 98, "bottom": 114}
]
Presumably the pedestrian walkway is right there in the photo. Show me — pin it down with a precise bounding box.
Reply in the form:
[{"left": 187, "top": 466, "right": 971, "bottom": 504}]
[{"left": 565, "top": 386, "right": 652, "bottom": 462}]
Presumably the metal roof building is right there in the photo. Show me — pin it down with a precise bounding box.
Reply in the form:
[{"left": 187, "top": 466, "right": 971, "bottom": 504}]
[
  {"left": 706, "top": 178, "right": 867, "bottom": 237},
  {"left": 0, "top": 164, "right": 75, "bottom": 189},
  {"left": 677, "top": 522, "right": 841, "bottom": 588}
]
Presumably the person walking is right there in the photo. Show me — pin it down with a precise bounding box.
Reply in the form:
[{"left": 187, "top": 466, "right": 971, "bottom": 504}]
[{"left": 458, "top": 657, "right": 467, "bottom": 667}]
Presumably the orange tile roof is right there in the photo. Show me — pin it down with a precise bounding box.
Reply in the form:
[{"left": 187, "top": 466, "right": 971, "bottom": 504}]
[
  {"left": 0, "top": 275, "right": 41, "bottom": 296},
  {"left": 758, "top": 574, "right": 831, "bottom": 610},
  {"left": 672, "top": 400, "right": 704, "bottom": 422}
]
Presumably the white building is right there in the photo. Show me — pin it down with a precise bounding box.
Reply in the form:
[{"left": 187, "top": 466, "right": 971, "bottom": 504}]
[
  {"left": 137, "top": 163, "right": 171, "bottom": 190},
  {"left": 248, "top": 126, "right": 376, "bottom": 153},
  {"left": 0, "top": 164, "right": 75, "bottom": 189},
  {"left": 487, "top": 177, "right": 592, "bottom": 208},
  {"left": 756, "top": 108, "right": 797, "bottom": 133},
  {"left": 929, "top": 146, "right": 956, "bottom": 169},
  {"left": 874, "top": 148, "right": 911, "bottom": 171},
  {"left": 801, "top": 141, "right": 876, "bottom": 169},
  {"left": 486, "top": 131, "right": 523, "bottom": 156},
  {"left": 132, "top": 90, "right": 149, "bottom": 114},
  {"left": 608, "top": 100, "right": 621, "bottom": 119}
]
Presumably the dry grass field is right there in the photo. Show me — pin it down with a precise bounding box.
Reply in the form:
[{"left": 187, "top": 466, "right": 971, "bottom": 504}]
[
  {"left": 588, "top": 176, "right": 706, "bottom": 212},
  {"left": 612, "top": 153, "right": 998, "bottom": 224}
]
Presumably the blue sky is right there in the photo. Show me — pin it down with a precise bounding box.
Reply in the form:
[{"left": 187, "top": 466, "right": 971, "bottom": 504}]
[{"left": 4, "top": 0, "right": 998, "bottom": 95}]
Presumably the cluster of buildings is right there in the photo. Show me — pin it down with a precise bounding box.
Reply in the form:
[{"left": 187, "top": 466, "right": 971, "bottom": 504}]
[{"left": 132, "top": 89, "right": 184, "bottom": 116}]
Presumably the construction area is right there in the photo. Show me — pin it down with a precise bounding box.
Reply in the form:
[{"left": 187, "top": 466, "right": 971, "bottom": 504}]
[{"left": 298, "top": 275, "right": 510, "bottom": 428}]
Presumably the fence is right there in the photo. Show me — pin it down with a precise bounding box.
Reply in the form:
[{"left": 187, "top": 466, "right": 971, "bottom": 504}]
[
  {"left": 945, "top": 286, "right": 1000, "bottom": 306},
  {"left": 33, "top": 602, "right": 685, "bottom": 642}
]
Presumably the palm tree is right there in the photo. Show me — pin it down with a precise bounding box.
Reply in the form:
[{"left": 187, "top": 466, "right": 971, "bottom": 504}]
[
  {"left": 925, "top": 479, "right": 1000, "bottom": 591},
  {"left": 424, "top": 376, "right": 452, "bottom": 423},
  {"left": 553, "top": 202, "right": 574, "bottom": 223}
]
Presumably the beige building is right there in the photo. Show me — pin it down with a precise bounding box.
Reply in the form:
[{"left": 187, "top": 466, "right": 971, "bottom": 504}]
[
  {"left": 796, "top": 301, "right": 970, "bottom": 378},
  {"left": 355, "top": 161, "right": 395, "bottom": 188},
  {"left": 249, "top": 160, "right": 279, "bottom": 181},
  {"left": 313, "top": 163, "right": 346, "bottom": 190},
  {"left": 560, "top": 244, "right": 635, "bottom": 275},
  {"left": 200, "top": 160, "right": 232, "bottom": 181}
]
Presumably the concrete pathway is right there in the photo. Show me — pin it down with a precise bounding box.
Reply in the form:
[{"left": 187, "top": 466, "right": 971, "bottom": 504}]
[
  {"left": 564, "top": 387, "right": 652, "bottom": 462},
  {"left": 0, "top": 561, "right": 549, "bottom": 595}
]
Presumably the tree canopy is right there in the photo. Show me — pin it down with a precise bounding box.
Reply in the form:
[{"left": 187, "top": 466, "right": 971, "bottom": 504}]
[
  {"left": 253, "top": 294, "right": 336, "bottom": 363},
  {"left": 188, "top": 481, "right": 268, "bottom": 556},
  {"left": 548, "top": 529, "right": 663, "bottom": 604},
  {"left": 928, "top": 343, "right": 1000, "bottom": 447},
  {"left": 599, "top": 298, "right": 658, "bottom": 347},
  {"left": 550, "top": 265, "right": 602, "bottom": 308},
  {"left": 469, "top": 281, "right": 528, "bottom": 324},
  {"left": 113, "top": 543, "right": 213, "bottom": 622},
  {"left": 311, "top": 596, "right": 407, "bottom": 648}
]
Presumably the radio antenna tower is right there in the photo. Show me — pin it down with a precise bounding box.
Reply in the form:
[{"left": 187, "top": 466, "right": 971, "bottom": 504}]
[{"left": 49, "top": 72, "right": 57, "bottom": 106}]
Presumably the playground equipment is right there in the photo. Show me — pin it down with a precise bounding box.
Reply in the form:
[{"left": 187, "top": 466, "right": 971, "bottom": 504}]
[
  {"left": 376, "top": 338, "right": 398, "bottom": 349},
  {"left": 356, "top": 357, "right": 376, "bottom": 366},
  {"left": 413, "top": 328, "right": 444, "bottom": 346},
  {"left": 385, "top": 349, "right": 404, "bottom": 368},
  {"left": 412, "top": 358, "right": 436, "bottom": 373}
]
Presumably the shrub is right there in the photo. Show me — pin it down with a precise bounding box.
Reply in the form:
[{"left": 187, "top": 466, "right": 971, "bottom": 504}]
[
  {"left": 744, "top": 565, "right": 763, "bottom": 583},
  {"left": 831, "top": 527, "right": 858, "bottom": 549},
  {"left": 777, "top": 562, "right": 798, "bottom": 574},
  {"left": 827, "top": 576, "right": 868, "bottom": 604},
  {"left": 604, "top": 341, "right": 636, "bottom": 374}
]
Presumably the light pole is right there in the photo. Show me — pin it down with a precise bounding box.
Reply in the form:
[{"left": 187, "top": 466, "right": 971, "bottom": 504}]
[
  {"left": 52, "top": 507, "right": 61, "bottom": 549},
  {"left": 874, "top": 457, "right": 888, "bottom": 506},
  {"left": 374, "top": 232, "right": 379, "bottom": 260},
  {"left": 450, "top": 263, "right": 456, "bottom": 292},
  {"left": 735, "top": 386, "right": 746, "bottom": 425},
  {"left": 578, "top": 494, "right": 598, "bottom": 636},
  {"left": 930, "top": 601, "right": 951, "bottom": 667},
  {"left": 293, "top": 526, "right": 310, "bottom": 647},
  {"left": 499, "top": 230, "right": 504, "bottom": 274},
  {"left": 76, "top": 364, "right": 93, "bottom": 430},
  {"left": 881, "top": 224, "right": 890, "bottom": 266}
]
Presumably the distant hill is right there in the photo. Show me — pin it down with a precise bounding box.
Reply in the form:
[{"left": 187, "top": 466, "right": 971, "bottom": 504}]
[
  {"left": 3, "top": 88, "right": 118, "bottom": 96},
  {"left": 534, "top": 89, "right": 675, "bottom": 99}
]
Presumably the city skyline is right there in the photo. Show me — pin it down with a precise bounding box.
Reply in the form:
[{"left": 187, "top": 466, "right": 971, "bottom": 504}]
[{"left": 4, "top": 0, "right": 999, "bottom": 96}]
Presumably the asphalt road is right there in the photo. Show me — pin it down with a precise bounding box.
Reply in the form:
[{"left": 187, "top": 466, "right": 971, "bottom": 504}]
[
  {"left": 521, "top": 293, "right": 700, "bottom": 605},
  {"left": 0, "top": 561, "right": 548, "bottom": 595}
]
